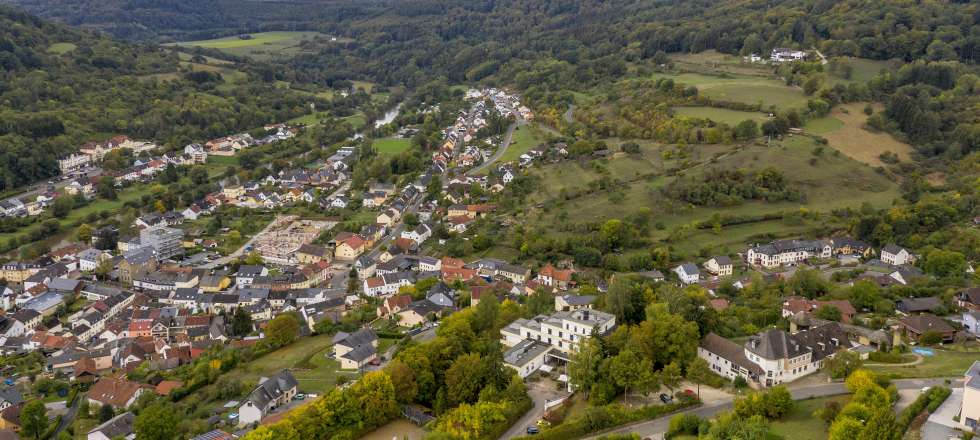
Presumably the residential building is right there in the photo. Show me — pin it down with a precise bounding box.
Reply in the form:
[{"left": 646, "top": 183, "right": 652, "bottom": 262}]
[
  {"left": 961, "top": 361, "right": 980, "bottom": 432},
  {"left": 964, "top": 311, "right": 980, "bottom": 336},
  {"left": 554, "top": 295, "right": 596, "bottom": 312},
  {"left": 87, "top": 378, "right": 146, "bottom": 409},
  {"left": 334, "top": 235, "right": 367, "bottom": 261},
  {"left": 87, "top": 412, "right": 134, "bottom": 440},
  {"left": 396, "top": 299, "right": 444, "bottom": 327},
  {"left": 501, "top": 308, "right": 616, "bottom": 354},
  {"left": 896, "top": 296, "right": 943, "bottom": 315},
  {"left": 537, "top": 264, "right": 574, "bottom": 291},
  {"left": 881, "top": 244, "right": 914, "bottom": 266},
  {"left": 238, "top": 370, "right": 298, "bottom": 426},
  {"left": 333, "top": 329, "right": 378, "bottom": 370},
  {"left": 59, "top": 153, "right": 92, "bottom": 174},
  {"left": 698, "top": 322, "right": 847, "bottom": 388},
  {"left": 897, "top": 314, "right": 955, "bottom": 343},
  {"left": 746, "top": 239, "right": 831, "bottom": 268},
  {"left": 503, "top": 339, "right": 551, "bottom": 378},
  {"left": 957, "top": 288, "right": 980, "bottom": 311},
  {"left": 781, "top": 297, "right": 857, "bottom": 323},
  {"left": 139, "top": 227, "right": 184, "bottom": 259},
  {"left": 704, "top": 256, "right": 733, "bottom": 277},
  {"left": 296, "top": 244, "right": 330, "bottom": 265},
  {"left": 673, "top": 263, "right": 700, "bottom": 284}
]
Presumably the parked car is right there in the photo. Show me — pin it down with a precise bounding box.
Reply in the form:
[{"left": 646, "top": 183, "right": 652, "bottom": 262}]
[
  {"left": 683, "top": 389, "right": 696, "bottom": 397},
  {"left": 659, "top": 393, "right": 672, "bottom": 404},
  {"left": 526, "top": 426, "right": 539, "bottom": 435},
  {"left": 294, "top": 393, "right": 306, "bottom": 401}
]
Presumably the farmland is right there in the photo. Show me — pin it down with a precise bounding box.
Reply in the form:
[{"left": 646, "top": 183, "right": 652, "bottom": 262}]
[
  {"left": 650, "top": 71, "right": 808, "bottom": 110},
  {"left": 169, "top": 31, "right": 325, "bottom": 60}
]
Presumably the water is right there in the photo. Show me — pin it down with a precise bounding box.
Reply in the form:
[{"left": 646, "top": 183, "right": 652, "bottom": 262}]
[
  {"left": 358, "top": 419, "right": 426, "bottom": 440},
  {"left": 374, "top": 103, "right": 403, "bottom": 129}
]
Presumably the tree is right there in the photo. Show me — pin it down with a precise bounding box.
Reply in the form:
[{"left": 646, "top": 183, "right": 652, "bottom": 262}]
[
  {"left": 76, "top": 223, "right": 93, "bottom": 243},
  {"left": 661, "top": 361, "right": 682, "bottom": 392},
  {"left": 735, "top": 119, "right": 759, "bottom": 140},
  {"left": 444, "top": 353, "right": 486, "bottom": 406},
  {"left": 265, "top": 313, "right": 300, "bottom": 347},
  {"left": 825, "top": 349, "right": 863, "bottom": 379},
  {"left": 568, "top": 337, "right": 603, "bottom": 397},
  {"left": 814, "top": 305, "right": 842, "bottom": 322},
  {"left": 243, "top": 251, "right": 264, "bottom": 266},
  {"left": 923, "top": 249, "right": 966, "bottom": 278},
  {"left": 98, "top": 402, "right": 115, "bottom": 422},
  {"left": 232, "top": 306, "right": 253, "bottom": 336},
  {"left": 685, "top": 357, "right": 713, "bottom": 398},
  {"left": 52, "top": 195, "right": 74, "bottom": 218},
  {"left": 96, "top": 177, "right": 117, "bottom": 200},
  {"left": 95, "top": 258, "right": 113, "bottom": 280},
  {"left": 21, "top": 400, "right": 47, "bottom": 440},
  {"left": 858, "top": 406, "right": 899, "bottom": 440},
  {"left": 134, "top": 403, "right": 177, "bottom": 440},
  {"left": 609, "top": 349, "right": 656, "bottom": 406},
  {"left": 384, "top": 359, "right": 418, "bottom": 404}
]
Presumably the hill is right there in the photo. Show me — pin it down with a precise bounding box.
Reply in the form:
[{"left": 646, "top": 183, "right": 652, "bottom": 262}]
[{"left": 0, "top": 5, "right": 323, "bottom": 191}]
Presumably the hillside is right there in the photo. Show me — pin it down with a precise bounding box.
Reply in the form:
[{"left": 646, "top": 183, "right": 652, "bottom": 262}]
[{"left": 0, "top": 5, "right": 323, "bottom": 191}]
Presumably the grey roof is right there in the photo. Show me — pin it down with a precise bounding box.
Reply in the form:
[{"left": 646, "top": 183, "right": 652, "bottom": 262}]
[
  {"left": 882, "top": 244, "right": 906, "bottom": 255},
  {"left": 965, "top": 360, "right": 980, "bottom": 378},
  {"left": 341, "top": 344, "right": 377, "bottom": 363},
  {"left": 711, "top": 256, "right": 732, "bottom": 266},
  {"left": 559, "top": 295, "right": 596, "bottom": 306},
  {"left": 968, "top": 374, "right": 980, "bottom": 391},
  {"left": 503, "top": 339, "right": 551, "bottom": 368},
  {"left": 0, "top": 387, "right": 22, "bottom": 405},
  {"left": 89, "top": 412, "right": 135, "bottom": 438},
  {"left": 897, "top": 296, "right": 942, "bottom": 312},
  {"left": 47, "top": 277, "right": 80, "bottom": 292},
  {"left": 334, "top": 328, "right": 377, "bottom": 349},
  {"left": 406, "top": 299, "right": 443, "bottom": 316},
  {"left": 751, "top": 239, "right": 827, "bottom": 256},
  {"left": 426, "top": 292, "right": 454, "bottom": 308},
  {"left": 746, "top": 323, "right": 847, "bottom": 362},
  {"left": 677, "top": 263, "right": 699, "bottom": 276},
  {"left": 700, "top": 333, "right": 764, "bottom": 375},
  {"left": 123, "top": 247, "right": 156, "bottom": 265},
  {"left": 246, "top": 370, "right": 298, "bottom": 410}
]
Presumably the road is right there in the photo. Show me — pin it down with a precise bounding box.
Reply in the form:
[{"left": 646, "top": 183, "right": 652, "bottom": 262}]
[
  {"left": 3, "top": 166, "right": 102, "bottom": 201},
  {"left": 562, "top": 104, "right": 575, "bottom": 124},
  {"left": 500, "top": 379, "right": 568, "bottom": 440},
  {"left": 53, "top": 393, "right": 82, "bottom": 436},
  {"left": 813, "top": 47, "right": 829, "bottom": 65},
  {"left": 583, "top": 378, "right": 959, "bottom": 439},
  {"left": 466, "top": 118, "right": 523, "bottom": 176}
]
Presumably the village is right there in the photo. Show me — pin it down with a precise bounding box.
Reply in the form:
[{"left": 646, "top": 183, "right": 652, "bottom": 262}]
[{"left": 0, "top": 84, "right": 976, "bottom": 440}]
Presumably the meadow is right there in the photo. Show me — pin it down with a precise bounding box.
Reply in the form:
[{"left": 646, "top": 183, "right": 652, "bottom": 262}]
[
  {"left": 47, "top": 42, "right": 76, "bottom": 54},
  {"left": 373, "top": 137, "right": 413, "bottom": 156},
  {"left": 672, "top": 106, "right": 769, "bottom": 125},
  {"left": 170, "top": 31, "right": 324, "bottom": 60},
  {"left": 808, "top": 103, "right": 913, "bottom": 166},
  {"left": 497, "top": 123, "right": 548, "bottom": 163},
  {"left": 650, "top": 71, "right": 808, "bottom": 110}
]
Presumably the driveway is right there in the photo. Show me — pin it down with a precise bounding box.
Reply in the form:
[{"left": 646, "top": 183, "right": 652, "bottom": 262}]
[
  {"left": 921, "top": 387, "right": 963, "bottom": 440},
  {"left": 499, "top": 378, "right": 568, "bottom": 440}
]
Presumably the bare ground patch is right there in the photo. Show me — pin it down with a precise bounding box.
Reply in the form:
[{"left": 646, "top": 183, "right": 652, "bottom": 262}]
[{"left": 821, "top": 103, "right": 913, "bottom": 167}]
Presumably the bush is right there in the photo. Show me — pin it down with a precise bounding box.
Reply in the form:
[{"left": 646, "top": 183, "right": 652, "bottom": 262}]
[
  {"left": 666, "top": 413, "right": 702, "bottom": 438},
  {"left": 868, "top": 351, "right": 905, "bottom": 363},
  {"left": 521, "top": 399, "right": 700, "bottom": 440},
  {"left": 896, "top": 386, "right": 951, "bottom": 431}
]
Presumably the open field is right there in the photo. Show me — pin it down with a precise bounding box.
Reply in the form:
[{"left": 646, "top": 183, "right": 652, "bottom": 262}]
[
  {"left": 650, "top": 71, "right": 807, "bottom": 110},
  {"left": 170, "top": 31, "right": 323, "bottom": 60},
  {"left": 47, "top": 42, "right": 76, "bottom": 54},
  {"left": 672, "top": 106, "right": 769, "bottom": 125},
  {"left": 815, "top": 102, "right": 913, "bottom": 166},
  {"left": 373, "top": 138, "right": 412, "bottom": 156},
  {"left": 770, "top": 395, "right": 849, "bottom": 440},
  {"left": 834, "top": 57, "right": 901, "bottom": 83},
  {"left": 498, "top": 124, "right": 548, "bottom": 163},
  {"left": 868, "top": 346, "right": 980, "bottom": 379},
  {"left": 515, "top": 135, "right": 898, "bottom": 258},
  {"left": 670, "top": 50, "right": 776, "bottom": 77},
  {"left": 207, "top": 155, "right": 240, "bottom": 166}
]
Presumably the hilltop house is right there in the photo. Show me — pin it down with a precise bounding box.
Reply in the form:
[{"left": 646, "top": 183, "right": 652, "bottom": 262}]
[{"left": 238, "top": 370, "right": 298, "bottom": 426}]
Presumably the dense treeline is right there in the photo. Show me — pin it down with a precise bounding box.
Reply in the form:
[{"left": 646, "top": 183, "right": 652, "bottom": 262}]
[{"left": 0, "top": 5, "right": 324, "bottom": 190}]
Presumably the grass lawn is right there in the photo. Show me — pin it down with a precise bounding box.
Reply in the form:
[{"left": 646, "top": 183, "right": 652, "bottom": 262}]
[
  {"left": 47, "top": 42, "right": 77, "bottom": 54},
  {"left": 72, "top": 417, "right": 99, "bottom": 440},
  {"left": 373, "top": 138, "right": 413, "bottom": 156},
  {"left": 672, "top": 106, "right": 769, "bottom": 125},
  {"left": 769, "top": 395, "right": 849, "bottom": 440},
  {"left": 650, "top": 71, "right": 807, "bottom": 110},
  {"left": 804, "top": 116, "right": 845, "bottom": 134},
  {"left": 833, "top": 57, "right": 900, "bottom": 83},
  {"left": 817, "top": 103, "right": 913, "bottom": 167},
  {"left": 498, "top": 124, "right": 547, "bottom": 163},
  {"left": 288, "top": 111, "right": 331, "bottom": 126},
  {"left": 868, "top": 347, "right": 980, "bottom": 379},
  {"left": 170, "top": 32, "right": 324, "bottom": 60},
  {"left": 207, "top": 155, "right": 240, "bottom": 166},
  {"left": 342, "top": 113, "right": 367, "bottom": 130}
]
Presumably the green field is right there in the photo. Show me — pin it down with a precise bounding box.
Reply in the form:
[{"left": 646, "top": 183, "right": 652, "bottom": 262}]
[
  {"left": 47, "top": 42, "right": 76, "bottom": 54},
  {"left": 170, "top": 31, "right": 324, "bottom": 60},
  {"left": 498, "top": 124, "right": 548, "bottom": 163},
  {"left": 289, "top": 111, "right": 330, "bottom": 126},
  {"left": 836, "top": 57, "right": 900, "bottom": 83},
  {"left": 373, "top": 138, "right": 413, "bottom": 155},
  {"left": 804, "top": 116, "right": 845, "bottom": 134},
  {"left": 867, "top": 346, "right": 980, "bottom": 379},
  {"left": 651, "top": 72, "right": 807, "bottom": 110},
  {"left": 672, "top": 106, "right": 769, "bottom": 125},
  {"left": 769, "top": 395, "right": 849, "bottom": 440},
  {"left": 207, "top": 155, "right": 240, "bottom": 166}
]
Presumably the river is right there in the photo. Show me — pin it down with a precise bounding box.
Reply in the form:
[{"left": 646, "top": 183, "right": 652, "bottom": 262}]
[{"left": 351, "top": 103, "right": 402, "bottom": 140}]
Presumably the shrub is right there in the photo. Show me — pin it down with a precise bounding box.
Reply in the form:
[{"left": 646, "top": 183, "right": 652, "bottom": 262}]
[{"left": 666, "top": 413, "right": 702, "bottom": 438}]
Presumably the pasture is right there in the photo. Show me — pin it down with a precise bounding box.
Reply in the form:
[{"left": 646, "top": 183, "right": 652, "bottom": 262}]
[
  {"left": 650, "top": 71, "right": 807, "bottom": 110},
  {"left": 814, "top": 102, "right": 913, "bottom": 166},
  {"left": 170, "top": 31, "right": 324, "bottom": 60},
  {"left": 672, "top": 106, "right": 769, "bottom": 125},
  {"left": 373, "top": 137, "right": 413, "bottom": 156},
  {"left": 497, "top": 123, "right": 548, "bottom": 163},
  {"left": 47, "top": 42, "right": 76, "bottom": 54}
]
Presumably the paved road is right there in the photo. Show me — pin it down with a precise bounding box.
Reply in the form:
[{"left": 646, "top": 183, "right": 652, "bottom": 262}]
[
  {"left": 466, "top": 119, "right": 523, "bottom": 176},
  {"left": 500, "top": 380, "right": 568, "bottom": 440},
  {"left": 583, "top": 378, "right": 959, "bottom": 439},
  {"left": 53, "top": 393, "right": 82, "bottom": 436}
]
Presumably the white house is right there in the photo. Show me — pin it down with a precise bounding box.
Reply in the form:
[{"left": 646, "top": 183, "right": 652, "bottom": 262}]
[
  {"left": 964, "top": 311, "right": 980, "bottom": 336},
  {"left": 880, "top": 244, "right": 913, "bottom": 266},
  {"left": 503, "top": 339, "right": 551, "bottom": 378},
  {"left": 238, "top": 370, "right": 298, "bottom": 426},
  {"left": 746, "top": 239, "right": 832, "bottom": 268},
  {"left": 771, "top": 48, "right": 805, "bottom": 62},
  {"left": 400, "top": 224, "right": 432, "bottom": 244},
  {"left": 59, "top": 153, "right": 92, "bottom": 174},
  {"left": 673, "top": 263, "right": 700, "bottom": 284},
  {"left": 704, "top": 256, "right": 733, "bottom": 277},
  {"left": 501, "top": 308, "right": 616, "bottom": 355}
]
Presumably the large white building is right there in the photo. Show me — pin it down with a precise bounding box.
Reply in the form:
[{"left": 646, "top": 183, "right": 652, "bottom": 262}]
[
  {"left": 880, "top": 244, "right": 914, "bottom": 266},
  {"left": 501, "top": 307, "right": 616, "bottom": 378},
  {"left": 746, "top": 239, "right": 832, "bottom": 268},
  {"left": 59, "top": 153, "right": 92, "bottom": 174},
  {"left": 698, "top": 322, "right": 847, "bottom": 388}
]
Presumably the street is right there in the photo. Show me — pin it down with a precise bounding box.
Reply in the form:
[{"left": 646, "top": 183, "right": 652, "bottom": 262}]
[
  {"left": 499, "top": 378, "right": 568, "bottom": 440},
  {"left": 466, "top": 117, "right": 524, "bottom": 176}
]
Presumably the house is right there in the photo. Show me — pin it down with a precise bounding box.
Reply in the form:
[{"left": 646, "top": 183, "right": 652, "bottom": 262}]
[
  {"left": 237, "top": 370, "right": 298, "bottom": 427},
  {"left": 377, "top": 295, "right": 412, "bottom": 318},
  {"left": 537, "top": 264, "right": 575, "bottom": 291},
  {"left": 698, "top": 322, "right": 847, "bottom": 388},
  {"left": 396, "top": 299, "right": 444, "bottom": 327},
  {"left": 781, "top": 297, "right": 856, "bottom": 323},
  {"left": 771, "top": 48, "right": 805, "bottom": 62},
  {"left": 334, "top": 235, "right": 367, "bottom": 261},
  {"left": 0, "top": 388, "right": 21, "bottom": 412},
  {"left": 895, "top": 296, "right": 943, "bottom": 315},
  {"left": 118, "top": 248, "right": 158, "bottom": 285},
  {"left": 881, "top": 244, "right": 914, "bottom": 266},
  {"left": 704, "top": 256, "right": 733, "bottom": 277},
  {"left": 87, "top": 377, "right": 147, "bottom": 409},
  {"left": 503, "top": 339, "right": 551, "bottom": 378},
  {"left": 235, "top": 265, "right": 268, "bottom": 287},
  {"left": 77, "top": 248, "right": 111, "bottom": 272},
  {"left": 897, "top": 314, "right": 955, "bottom": 343},
  {"left": 333, "top": 329, "right": 378, "bottom": 370},
  {"left": 746, "top": 239, "right": 831, "bottom": 268},
  {"left": 401, "top": 224, "right": 432, "bottom": 244},
  {"left": 296, "top": 244, "right": 331, "bottom": 265},
  {"left": 960, "top": 361, "right": 980, "bottom": 432},
  {"left": 963, "top": 311, "right": 980, "bottom": 336},
  {"left": 673, "top": 263, "right": 700, "bottom": 284},
  {"left": 501, "top": 308, "right": 616, "bottom": 354},
  {"left": 957, "top": 288, "right": 980, "bottom": 311},
  {"left": 87, "top": 412, "right": 135, "bottom": 440},
  {"left": 554, "top": 295, "right": 596, "bottom": 312}
]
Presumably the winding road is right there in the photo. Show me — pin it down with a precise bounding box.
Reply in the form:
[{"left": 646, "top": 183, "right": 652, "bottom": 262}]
[{"left": 466, "top": 118, "right": 524, "bottom": 176}]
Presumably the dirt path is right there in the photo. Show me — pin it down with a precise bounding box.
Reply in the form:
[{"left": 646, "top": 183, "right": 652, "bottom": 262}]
[{"left": 865, "top": 353, "right": 923, "bottom": 367}]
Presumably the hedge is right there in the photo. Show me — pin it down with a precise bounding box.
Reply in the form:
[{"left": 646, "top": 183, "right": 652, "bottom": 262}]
[
  {"left": 896, "top": 386, "right": 951, "bottom": 432},
  {"left": 516, "top": 396, "right": 701, "bottom": 440}
]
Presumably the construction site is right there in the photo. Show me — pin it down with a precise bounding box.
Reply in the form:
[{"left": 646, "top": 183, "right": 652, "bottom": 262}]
[{"left": 253, "top": 216, "right": 336, "bottom": 264}]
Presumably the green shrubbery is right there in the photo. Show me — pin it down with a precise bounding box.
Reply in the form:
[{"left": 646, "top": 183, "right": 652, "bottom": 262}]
[{"left": 518, "top": 398, "right": 700, "bottom": 440}]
